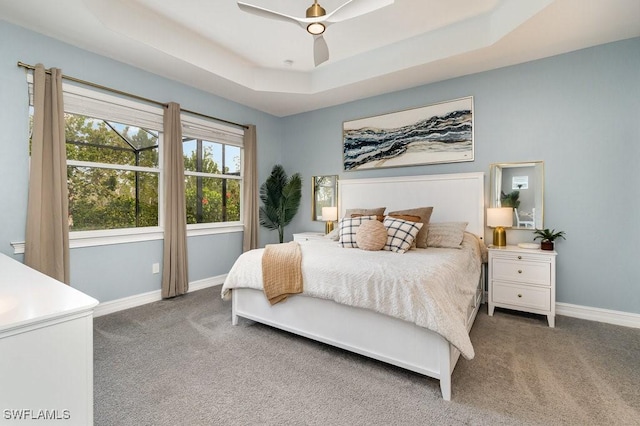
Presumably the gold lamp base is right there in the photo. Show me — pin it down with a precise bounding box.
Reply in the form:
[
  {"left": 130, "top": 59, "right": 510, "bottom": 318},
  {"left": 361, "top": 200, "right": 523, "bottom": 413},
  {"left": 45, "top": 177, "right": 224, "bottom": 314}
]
[
  {"left": 493, "top": 226, "right": 507, "bottom": 247},
  {"left": 325, "top": 221, "right": 334, "bottom": 234}
]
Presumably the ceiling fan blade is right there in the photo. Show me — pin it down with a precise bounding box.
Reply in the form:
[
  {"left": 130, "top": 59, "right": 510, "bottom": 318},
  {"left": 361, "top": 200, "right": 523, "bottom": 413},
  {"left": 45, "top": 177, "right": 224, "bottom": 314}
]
[
  {"left": 314, "top": 35, "right": 329, "bottom": 67},
  {"left": 326, "top": 0, "right": 394, "bottom": 23},
  {"left": 237, "top": 1, "right": 304, "bottom": 27}
]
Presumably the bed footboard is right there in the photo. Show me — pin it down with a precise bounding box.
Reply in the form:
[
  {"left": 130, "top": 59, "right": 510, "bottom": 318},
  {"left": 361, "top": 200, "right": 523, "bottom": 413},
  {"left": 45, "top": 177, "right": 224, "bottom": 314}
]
[{"left": 231, "top": 288, "right": 465, "bottom": 401}]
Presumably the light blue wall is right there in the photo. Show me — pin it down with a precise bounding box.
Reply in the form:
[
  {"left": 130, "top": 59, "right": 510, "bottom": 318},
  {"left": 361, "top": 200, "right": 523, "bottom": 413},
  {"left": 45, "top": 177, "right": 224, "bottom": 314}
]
[
  {"left": 282, "top": 38, "right": 640, "bottom": 315},
  {"left": 0, "top": 20, "right": 283, "bottom": 303},
  {"left": 2, "top": 17, "right": 638, "bottom": 315}
]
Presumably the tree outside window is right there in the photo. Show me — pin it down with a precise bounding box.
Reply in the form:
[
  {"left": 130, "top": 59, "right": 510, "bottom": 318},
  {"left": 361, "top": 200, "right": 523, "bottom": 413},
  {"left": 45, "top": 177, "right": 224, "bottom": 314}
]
[{"left": 63, "top": 113, "right": 160, "bottom": 231}]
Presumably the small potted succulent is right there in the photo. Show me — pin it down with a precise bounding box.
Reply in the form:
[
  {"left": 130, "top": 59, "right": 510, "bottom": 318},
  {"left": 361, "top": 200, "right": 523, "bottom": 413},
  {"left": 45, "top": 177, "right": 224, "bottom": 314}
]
[{"left": 533, "top": 228, "right": 566, "bottom": 251}]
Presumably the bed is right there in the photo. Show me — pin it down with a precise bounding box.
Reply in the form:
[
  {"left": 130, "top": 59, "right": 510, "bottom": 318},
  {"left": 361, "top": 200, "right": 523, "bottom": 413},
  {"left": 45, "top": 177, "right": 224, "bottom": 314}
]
[{"left": 222, "top": 172, "right": 485, "bottom": 400}]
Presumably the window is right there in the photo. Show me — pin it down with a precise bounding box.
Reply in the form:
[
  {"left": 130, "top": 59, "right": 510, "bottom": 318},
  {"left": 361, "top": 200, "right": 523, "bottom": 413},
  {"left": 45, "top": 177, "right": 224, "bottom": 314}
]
[
  {"left": 181, "top": 114, "right": 244, "bottom": 229},
  {"left": 25, "top": 74, "right": 245, "bottom": 250},
  {"left": 65, "top": 114, "right": 160, "bottom": 231},
  {"left": 28, "top": 78, "right": 165, "bottom": 239},
  {"left": 182, "top": 138, "right": 241, "bottom": 224}
]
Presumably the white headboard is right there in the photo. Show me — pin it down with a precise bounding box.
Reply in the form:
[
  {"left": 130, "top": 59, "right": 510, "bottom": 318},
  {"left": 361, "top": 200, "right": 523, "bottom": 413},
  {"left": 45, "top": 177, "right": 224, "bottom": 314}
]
[{"left": 338, "top": 172, "right": 485, "bottom": 239}]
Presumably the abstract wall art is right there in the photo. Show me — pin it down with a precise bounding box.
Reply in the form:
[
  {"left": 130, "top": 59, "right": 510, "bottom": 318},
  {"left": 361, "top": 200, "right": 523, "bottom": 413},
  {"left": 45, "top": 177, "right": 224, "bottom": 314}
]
[{"left": 343, "top": 97, "right": 474, "bottom": 171}]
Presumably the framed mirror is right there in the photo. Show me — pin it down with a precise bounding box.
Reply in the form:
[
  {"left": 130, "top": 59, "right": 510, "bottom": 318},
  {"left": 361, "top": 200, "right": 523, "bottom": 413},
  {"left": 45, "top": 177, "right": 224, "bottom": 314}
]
[
  {"left": 490, "top": 162, "right": 544, "bottom": 229},
  {"left": 311, "top": 175, "right": 338, "bottom": 221}
]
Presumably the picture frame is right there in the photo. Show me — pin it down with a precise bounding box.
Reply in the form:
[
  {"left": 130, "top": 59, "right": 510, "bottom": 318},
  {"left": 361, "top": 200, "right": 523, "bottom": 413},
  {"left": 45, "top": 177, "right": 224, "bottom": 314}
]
[{"left": 342, "top": 96, "right": 474, "bottom": 171}]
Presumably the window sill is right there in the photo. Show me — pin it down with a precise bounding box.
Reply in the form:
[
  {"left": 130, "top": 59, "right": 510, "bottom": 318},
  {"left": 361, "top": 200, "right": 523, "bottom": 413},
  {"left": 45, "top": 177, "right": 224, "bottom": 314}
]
[
  {"left": 10, "top": 224, "right": 244, "bottom": 254},
  {"left": 187, "top": 223, "right": 244, "bottom": 237}
]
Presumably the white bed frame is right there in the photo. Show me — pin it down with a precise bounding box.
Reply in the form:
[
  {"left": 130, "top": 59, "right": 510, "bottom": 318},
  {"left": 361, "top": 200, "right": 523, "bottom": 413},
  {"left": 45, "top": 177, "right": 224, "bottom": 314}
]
[{"left": 231, "top": 172, "right": 485, "bottom": 400}]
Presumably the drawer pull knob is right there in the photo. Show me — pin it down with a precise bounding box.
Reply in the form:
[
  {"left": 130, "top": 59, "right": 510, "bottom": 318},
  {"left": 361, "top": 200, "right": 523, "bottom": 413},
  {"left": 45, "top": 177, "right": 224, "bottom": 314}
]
[
  {"left": 518, "top": 294, "right": 523, "bottom": 298},
  {"left": 518, "top": 269, "right": 522, "bottom": 274},
  {"left": 518, "top": 256, "right": 522, "bottom": 260}
]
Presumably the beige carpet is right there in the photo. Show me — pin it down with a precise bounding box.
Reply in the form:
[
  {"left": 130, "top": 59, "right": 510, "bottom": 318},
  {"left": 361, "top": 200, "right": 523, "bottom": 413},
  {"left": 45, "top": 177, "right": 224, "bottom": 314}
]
[{"left": 94, "top": 286, "right": 640, "bottom": 425}]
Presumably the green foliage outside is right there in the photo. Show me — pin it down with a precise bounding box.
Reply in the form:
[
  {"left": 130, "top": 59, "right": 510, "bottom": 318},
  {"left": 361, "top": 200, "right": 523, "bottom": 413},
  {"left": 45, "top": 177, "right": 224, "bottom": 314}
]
[
  {"left": 65, "top": 114, "right": 159, "bottom": 231},
  {"left": 183, "top": 139, "right": 241, "bottom": 224},
  {"left": 61, "top": 113, "right": 240, "bottom": 231}
]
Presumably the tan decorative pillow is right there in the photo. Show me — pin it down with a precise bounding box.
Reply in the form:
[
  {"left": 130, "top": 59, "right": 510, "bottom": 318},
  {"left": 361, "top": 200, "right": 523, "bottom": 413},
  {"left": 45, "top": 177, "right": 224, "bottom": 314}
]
[
  {"left": 426, "top": 222, "right": 468, "bottom": 248},
  {"left": 387, "top": 207, "right": 433, "bottom": 248},
  {"left": 355, "top": 220, "right": 387, "bottom": 251},
  {"left": 345, "top": 207, "right": 386, "bottom": 218},
  {"left": 351, "top": 213, "right": 385, "bottom": 222}
]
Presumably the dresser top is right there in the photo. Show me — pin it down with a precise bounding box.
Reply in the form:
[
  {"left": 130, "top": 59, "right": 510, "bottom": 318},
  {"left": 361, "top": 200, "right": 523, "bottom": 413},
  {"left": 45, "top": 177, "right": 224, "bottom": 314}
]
[{"left": 0, "top": 254, "right": 98, "bottom": 333}]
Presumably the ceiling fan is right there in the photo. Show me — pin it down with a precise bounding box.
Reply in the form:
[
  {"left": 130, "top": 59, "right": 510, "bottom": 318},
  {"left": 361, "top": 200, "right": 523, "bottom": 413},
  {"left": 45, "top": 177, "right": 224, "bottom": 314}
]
[{"left": 237, "top": 0, "right": 394, "bottom": 67}]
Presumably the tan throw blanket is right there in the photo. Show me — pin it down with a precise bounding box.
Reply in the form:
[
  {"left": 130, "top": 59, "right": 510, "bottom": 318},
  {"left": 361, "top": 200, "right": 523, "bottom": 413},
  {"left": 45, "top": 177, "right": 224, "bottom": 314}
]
[{"left": 261, "top": 241, "right": 303, "bottom": 305}]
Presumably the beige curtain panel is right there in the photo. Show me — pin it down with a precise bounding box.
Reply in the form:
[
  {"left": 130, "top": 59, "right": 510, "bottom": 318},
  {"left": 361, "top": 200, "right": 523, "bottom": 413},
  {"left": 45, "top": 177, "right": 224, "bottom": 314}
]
[
  {"left": 242, "top": 124, "right": 259, "bottom": 252},
  {"left": 161, "top": 102, "right": 189, "bottom": 298},
  {"left": 25, "top": 64, "right": 70, "bottom": 284}
]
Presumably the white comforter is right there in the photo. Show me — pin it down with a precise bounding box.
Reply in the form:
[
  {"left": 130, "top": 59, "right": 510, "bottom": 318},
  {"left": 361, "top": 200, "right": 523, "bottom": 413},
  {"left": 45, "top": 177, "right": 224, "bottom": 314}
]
[{"left": 221, "top": 233, "right": 484, "bottom": 359}]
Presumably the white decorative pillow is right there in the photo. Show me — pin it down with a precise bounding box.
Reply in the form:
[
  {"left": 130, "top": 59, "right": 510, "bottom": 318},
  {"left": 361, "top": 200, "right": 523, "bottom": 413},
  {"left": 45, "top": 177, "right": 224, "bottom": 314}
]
[
  {"left": 382, "top": 217, "right": 423, "bottom": 254},
  {"left": 324, "top": 228, "right": 340, "bottom": 241},
  {"left": 355, "top": 220, "right": 387, "bottom": 251},
  {"left": 426, "top": 222, "right": 468, "bottom": 248},
  {"left": 339, "top": 215, "right": 377, "bottom": 248}
]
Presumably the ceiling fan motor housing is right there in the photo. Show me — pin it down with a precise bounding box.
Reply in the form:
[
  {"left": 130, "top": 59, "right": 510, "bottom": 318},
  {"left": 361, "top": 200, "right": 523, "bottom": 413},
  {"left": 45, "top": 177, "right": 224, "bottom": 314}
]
[{"left": 306, "top": 2, "right": 326, "bottom": 18}]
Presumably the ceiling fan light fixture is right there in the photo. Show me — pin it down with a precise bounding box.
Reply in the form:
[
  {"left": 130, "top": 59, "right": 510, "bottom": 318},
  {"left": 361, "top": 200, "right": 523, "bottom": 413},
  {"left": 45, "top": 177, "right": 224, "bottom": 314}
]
[{"left": 307, "top": 22, "right": 325, "bottom": 35}]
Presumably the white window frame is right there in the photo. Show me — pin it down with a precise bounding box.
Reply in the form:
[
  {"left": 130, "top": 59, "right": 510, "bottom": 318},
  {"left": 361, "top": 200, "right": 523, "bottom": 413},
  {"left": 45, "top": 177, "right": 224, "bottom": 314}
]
[
  {"left": 181, "top": 113, "right": 245, "bottom": 235},
  {"left": 63, "top": 84, "right": 166, "bottom": 246},
  {"left": 14, "top": 76, "right": 245, "bottom": 254}
]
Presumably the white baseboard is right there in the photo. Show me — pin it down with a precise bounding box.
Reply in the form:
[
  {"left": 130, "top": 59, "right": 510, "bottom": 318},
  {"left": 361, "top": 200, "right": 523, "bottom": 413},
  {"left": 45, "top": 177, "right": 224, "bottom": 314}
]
[
  {"left": 556, "top": 302, "right": 640, "bottom": 329},
  {"left": 93, "top": 274, "right": 226, "bottom": 317},
  {"left": 94, "top": 280, "right": 640, "bottom": 330}
]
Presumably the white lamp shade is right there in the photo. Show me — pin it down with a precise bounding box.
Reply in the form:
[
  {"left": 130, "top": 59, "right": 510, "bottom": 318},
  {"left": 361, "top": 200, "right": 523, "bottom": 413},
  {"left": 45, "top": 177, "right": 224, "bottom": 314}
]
[
  {"left": 321, "top": 206, "right": 338, "bottom": 221},
  {"left": 487, "top": 207, "right": 513, "bottom": 228}
]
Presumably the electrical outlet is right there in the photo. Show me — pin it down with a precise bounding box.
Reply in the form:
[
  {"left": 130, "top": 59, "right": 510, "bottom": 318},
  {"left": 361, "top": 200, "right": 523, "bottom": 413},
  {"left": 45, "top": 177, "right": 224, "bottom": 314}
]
[{"left": 152, "top": 263, "right": 160, "bottom": 274}]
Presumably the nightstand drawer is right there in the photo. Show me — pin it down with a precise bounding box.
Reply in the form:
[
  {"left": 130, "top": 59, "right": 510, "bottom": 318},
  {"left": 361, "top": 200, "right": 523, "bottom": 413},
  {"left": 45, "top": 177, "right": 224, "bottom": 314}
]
[
  {"left": 492, "top": 258, "right": 551, "bottom": 286},
  {"left": 492, "top": 281, "right": 551, "bottom": 311}
]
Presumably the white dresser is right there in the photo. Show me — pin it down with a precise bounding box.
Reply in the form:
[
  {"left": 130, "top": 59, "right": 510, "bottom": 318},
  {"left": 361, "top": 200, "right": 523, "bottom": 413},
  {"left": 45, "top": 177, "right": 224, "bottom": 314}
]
[
  {"left": 488, "top": 246, "right": 557, "bottom": 327},
  {"left": 0, "top": 254, "right": 98, "bottom": 425}
]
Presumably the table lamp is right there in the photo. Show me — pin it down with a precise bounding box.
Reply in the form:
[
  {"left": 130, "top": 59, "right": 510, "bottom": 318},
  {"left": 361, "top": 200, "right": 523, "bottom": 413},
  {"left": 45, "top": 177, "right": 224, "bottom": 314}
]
[
  {"left": 487, "top": 207, "right": 513, "bottom": 247},
  {"left": 321, "top": 206, "right": 338, "bottom": 234}
]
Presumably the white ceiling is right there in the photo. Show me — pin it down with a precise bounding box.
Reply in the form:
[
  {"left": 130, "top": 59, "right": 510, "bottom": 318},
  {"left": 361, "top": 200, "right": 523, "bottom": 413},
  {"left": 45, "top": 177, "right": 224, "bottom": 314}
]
[{"left": 1, "top": 0, "right": 638, "bottom": 117}]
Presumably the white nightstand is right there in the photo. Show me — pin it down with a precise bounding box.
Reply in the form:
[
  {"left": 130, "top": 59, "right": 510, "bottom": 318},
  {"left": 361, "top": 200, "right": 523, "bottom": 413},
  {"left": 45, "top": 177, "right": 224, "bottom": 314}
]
[
  {"left": 293, "top": 232, "right": 325, "bottom": 242},
  {"left": 488, "top": 245, "right": 557, "bottom": 327}
]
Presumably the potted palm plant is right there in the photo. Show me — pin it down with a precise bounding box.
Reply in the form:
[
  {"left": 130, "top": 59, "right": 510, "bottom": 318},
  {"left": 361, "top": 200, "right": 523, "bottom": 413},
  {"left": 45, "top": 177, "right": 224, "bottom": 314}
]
[
  {"left": 533, "top": 228, "right": 566, "bottom": 251},
  {"left": 259, "top": 164, "right": 302, "bottom": 243}
]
